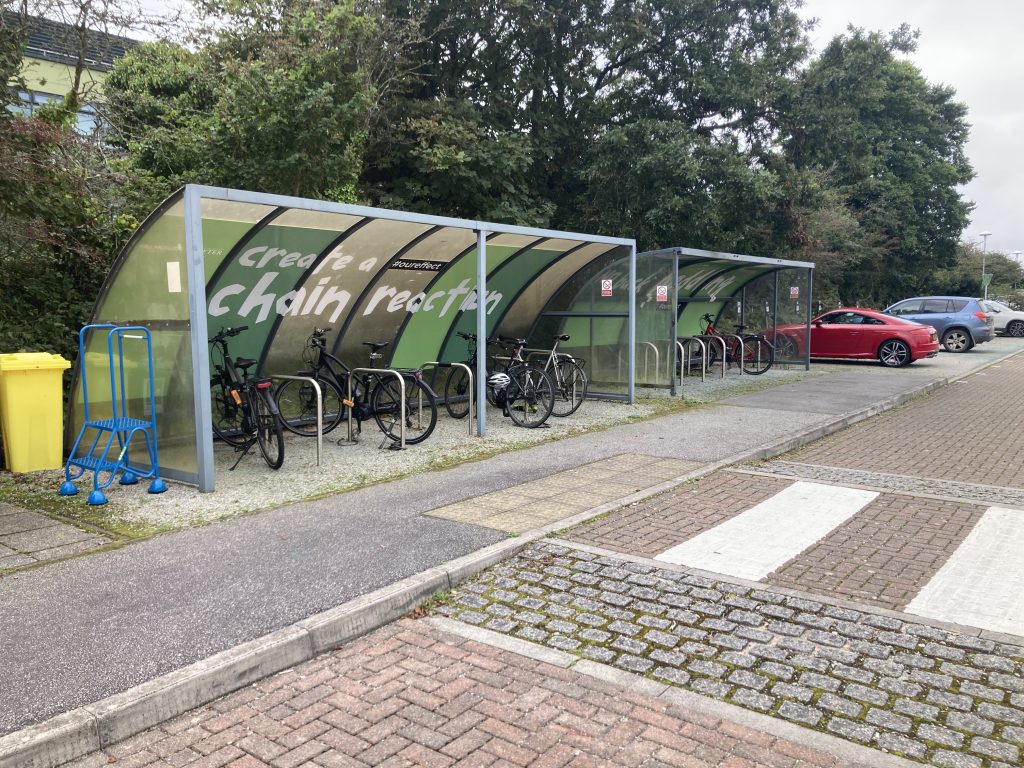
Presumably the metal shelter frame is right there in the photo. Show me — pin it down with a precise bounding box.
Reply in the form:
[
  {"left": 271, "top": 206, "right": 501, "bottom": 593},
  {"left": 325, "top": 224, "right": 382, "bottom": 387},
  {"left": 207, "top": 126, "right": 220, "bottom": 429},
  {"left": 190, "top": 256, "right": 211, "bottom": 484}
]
[
  {"left": 73, "top": 185, "right": 636, "bottom": 492},
  {"left": 636, "top": 247, "right": 815, "bottom": 393}
]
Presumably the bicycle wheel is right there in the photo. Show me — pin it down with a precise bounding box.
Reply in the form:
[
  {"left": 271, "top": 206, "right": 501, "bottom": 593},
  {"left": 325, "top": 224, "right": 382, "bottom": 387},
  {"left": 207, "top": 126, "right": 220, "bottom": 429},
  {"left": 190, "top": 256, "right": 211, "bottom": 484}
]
[
  {"left": 372, "top": 375, "right": 438, "bottom": 445},
  {"left": 252, "top": 388, "right": 285, "bottom": 469},
  {"left": 444, "top": 366, "right": 471, "bottom": 419},
  {"left": 210, "top": 376, "right": 248, "bottom": 447},
  {"left": 276, "top": 376, "right": 344, "bottom": 436},
  {"left": 741, "top": 336, "right": 774, "bottom": 375},
  {"left": 551, "top": 359, "right": 587, "bottom": 417},
  {"left": 504, "top": 365, "right": 554, "bottom": 428}
]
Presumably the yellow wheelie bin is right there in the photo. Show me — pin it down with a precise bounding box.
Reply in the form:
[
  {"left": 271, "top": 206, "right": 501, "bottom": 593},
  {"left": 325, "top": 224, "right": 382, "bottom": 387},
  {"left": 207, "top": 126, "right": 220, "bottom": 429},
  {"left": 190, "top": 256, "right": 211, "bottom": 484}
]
[{"left": 0, "top": 353, "right": 72, "bottom": 472}]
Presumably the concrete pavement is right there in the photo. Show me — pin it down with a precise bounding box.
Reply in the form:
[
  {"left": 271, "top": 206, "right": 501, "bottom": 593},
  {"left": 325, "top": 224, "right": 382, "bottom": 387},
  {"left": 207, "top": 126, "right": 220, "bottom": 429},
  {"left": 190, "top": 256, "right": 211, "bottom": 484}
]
[{"left": 2, "top": 339, "right": 1022, "bottom": 767}]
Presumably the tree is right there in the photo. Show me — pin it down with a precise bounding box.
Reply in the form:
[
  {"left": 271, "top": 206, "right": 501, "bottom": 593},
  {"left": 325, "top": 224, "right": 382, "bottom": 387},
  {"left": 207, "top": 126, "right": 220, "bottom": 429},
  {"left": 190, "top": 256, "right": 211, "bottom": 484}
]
[
  {"left": 362, "top": 0, "right": 811, "bottom": 239},
  {"left": 783, "top": 26, "right": 974, "bottom": 305},
  {"left": 104, "top": 0, "right": 409, "bottom": 202}
]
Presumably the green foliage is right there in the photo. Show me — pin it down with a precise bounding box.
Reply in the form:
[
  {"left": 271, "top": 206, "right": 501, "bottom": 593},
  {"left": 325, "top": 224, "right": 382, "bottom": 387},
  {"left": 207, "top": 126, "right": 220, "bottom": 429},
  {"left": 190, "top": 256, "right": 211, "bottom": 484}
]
[
  {"left": 0, "top": 116, "right": 136, "bottom": 362},
  {"left": 784, "top": 26, "right": 974, "bottom": 306},
  {"left": 104, "top": 0, "right": 387, "bottom": 200}
]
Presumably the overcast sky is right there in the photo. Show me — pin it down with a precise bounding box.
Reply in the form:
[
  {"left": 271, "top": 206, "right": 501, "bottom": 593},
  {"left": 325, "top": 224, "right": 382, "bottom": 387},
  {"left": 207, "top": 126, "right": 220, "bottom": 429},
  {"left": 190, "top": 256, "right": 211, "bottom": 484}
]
[{"left": 799, "top": 0, "right": 1023, "bottom": 258}]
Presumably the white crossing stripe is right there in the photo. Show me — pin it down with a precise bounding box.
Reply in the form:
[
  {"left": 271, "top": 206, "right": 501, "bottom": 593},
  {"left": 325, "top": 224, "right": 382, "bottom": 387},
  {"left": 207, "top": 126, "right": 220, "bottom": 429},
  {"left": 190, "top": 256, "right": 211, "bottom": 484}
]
[
  {"left": 905, "top": 506, "right": 1024, "bottom": 636},
  {"left": 655, "top": 481, "right": 878, "bottom": 581}
]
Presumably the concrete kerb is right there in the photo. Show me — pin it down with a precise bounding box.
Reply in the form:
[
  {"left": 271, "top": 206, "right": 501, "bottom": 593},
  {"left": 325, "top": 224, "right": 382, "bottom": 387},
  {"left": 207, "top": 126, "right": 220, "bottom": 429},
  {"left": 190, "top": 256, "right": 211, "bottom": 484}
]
[
  {"left": 428, "top": 617, "right": 919, "bottom": 768},
  {"left": 3, "top": 349, "right": 1020, "bottom": 768}
]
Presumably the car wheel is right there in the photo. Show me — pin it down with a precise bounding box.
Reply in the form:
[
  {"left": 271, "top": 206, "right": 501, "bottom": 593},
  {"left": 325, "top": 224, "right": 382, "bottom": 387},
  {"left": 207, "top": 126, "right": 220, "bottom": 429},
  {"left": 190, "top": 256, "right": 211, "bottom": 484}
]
[
  {"left": 1007, "top": 320, "right": 1024, "bottom": 338},
  {"left": 878, "top": 339, "right": 910, "bottom": 367},
  {"left": 941, "top": 328, "right": 972, "bottom": 352},
  {"left": 775, "top": 334, "right": 799, "bottom": 360}
]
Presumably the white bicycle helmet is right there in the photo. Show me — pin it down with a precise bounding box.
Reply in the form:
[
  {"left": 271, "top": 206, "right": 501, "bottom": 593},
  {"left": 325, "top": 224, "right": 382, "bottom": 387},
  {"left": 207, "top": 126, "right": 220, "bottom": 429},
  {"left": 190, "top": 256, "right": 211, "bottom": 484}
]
[{"left": 487, "top": 372, "right": 511, "bottom": 390}]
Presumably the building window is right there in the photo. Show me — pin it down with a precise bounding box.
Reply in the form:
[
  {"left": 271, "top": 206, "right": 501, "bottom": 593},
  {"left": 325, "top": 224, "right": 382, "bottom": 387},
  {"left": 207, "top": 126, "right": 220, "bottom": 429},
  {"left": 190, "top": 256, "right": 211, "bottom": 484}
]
[{"left": 7, "top": 89, "right": 104, "bottom": 136}]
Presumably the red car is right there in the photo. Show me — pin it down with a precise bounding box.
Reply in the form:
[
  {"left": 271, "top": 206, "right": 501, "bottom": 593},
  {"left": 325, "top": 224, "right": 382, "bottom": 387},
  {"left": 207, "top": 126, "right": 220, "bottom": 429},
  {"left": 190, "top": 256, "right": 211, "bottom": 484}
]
[{"left": 769, "top": 308, "right": 940, "bottom": 367}]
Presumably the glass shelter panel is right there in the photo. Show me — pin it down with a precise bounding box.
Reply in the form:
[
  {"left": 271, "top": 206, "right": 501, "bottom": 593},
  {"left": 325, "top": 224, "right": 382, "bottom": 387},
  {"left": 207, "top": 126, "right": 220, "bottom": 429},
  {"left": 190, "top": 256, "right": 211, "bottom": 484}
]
[
  {"left": 634, "top": 254, "right": 676, "bottom": 387},
  {"left": 73, "top": 201, "right": 198, "bottom": 482}
]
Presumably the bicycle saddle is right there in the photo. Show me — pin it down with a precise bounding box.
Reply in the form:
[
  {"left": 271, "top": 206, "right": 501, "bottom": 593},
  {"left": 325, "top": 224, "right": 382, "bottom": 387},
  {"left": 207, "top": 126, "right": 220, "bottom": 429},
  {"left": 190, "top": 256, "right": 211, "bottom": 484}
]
[
  {"left": 556, "top": 334, "right": 570, "bottom": 341},
  {"left": 362, "top": 341, "right": 391, "bottom": 353},
  {"left": 236, "top": 357, "right": 257, "bottom": 370}
]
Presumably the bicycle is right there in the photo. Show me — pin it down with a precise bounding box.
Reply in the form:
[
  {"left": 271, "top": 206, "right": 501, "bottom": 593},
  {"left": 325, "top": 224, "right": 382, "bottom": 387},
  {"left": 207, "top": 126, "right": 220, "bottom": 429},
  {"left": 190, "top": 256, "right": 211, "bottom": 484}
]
[
  {"left": 209, "top": 326, "right": 285, "bottom": 470},
  {"left": 444, "top": 332, "right": 556, "bottom": 428},
  {"left": 526, "top": 334, "right": 587, "bottom": 417},
  {"left": 274, "top": 328, "right": 437, "bottom": 447},
  {"left": 700, "top": 312, "right": 774, "bottom": 375}
]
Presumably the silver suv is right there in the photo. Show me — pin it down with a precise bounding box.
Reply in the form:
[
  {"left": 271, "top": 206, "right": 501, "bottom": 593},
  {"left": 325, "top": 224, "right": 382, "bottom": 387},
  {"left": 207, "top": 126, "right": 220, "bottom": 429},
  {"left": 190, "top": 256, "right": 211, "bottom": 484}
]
[{"left": 883, "top": 296, "right": 994, "bottom": 352}]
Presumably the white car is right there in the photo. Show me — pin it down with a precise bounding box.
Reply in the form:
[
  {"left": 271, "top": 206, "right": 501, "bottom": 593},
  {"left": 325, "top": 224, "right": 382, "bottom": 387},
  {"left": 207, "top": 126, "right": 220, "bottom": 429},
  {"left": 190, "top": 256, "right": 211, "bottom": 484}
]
[{"left": 983, "top": 300, "right": 1024, "bottom": 337}]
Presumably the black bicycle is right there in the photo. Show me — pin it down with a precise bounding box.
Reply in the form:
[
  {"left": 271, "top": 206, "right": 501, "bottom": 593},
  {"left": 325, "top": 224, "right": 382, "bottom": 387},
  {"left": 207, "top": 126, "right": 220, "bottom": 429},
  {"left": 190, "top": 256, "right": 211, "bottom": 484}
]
[
  {"left": 444, "top": 332, "right": 555, "bottom": 428},
  {"left": 209, "top": 326, "right": 285, "bottom": 469},
  {"left": 274, "top": 328, "right": 437, "bottom": 446}
]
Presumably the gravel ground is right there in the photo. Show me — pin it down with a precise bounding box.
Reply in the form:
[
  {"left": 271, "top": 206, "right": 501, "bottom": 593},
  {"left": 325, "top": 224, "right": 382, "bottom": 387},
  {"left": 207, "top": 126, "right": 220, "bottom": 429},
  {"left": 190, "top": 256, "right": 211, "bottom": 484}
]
[{"left": 42, "top": 363, "right": 831, "bottom": 531}]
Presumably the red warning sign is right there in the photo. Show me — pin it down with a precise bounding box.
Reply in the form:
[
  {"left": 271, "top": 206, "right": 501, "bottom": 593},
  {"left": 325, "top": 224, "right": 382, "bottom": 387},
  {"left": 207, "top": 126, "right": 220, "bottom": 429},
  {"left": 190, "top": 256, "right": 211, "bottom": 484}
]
[
  {"left": 601, "top": 279, "right": 613, "bottom": 297},
  {"left": 789, "top": 286, "right": 800, "bottom": 299},
  {"left": 656, "top": 285, "right": 668, "bottom": 302}
]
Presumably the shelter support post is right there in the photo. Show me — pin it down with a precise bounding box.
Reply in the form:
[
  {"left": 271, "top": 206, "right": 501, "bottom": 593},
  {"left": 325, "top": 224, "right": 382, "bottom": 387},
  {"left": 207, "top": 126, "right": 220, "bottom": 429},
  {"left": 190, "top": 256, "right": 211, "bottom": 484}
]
[
  {"left": 184, "top": 186, "right": 215, "bottom": 493},
  {"left": 628, "top": 244, "right": 636, "bottom": 403},
  {"left": 805, "top": 269, "right": 813, "bottom": 370},
  {"left": 670, "top": 255, "right": 680, "bottom": 396},
  {"left": 475, "top": 229, "right": 488, "bottom": 436},
  {"left": 773, "top": 272, "right": 779, "bottom": 359}
]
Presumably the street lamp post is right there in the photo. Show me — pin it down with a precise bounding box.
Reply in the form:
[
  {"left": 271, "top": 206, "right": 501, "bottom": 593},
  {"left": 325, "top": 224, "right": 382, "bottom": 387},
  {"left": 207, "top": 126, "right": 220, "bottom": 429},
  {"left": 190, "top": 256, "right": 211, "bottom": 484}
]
[{"left": 980, "top": 231, "right": 992, "bottom": 299}]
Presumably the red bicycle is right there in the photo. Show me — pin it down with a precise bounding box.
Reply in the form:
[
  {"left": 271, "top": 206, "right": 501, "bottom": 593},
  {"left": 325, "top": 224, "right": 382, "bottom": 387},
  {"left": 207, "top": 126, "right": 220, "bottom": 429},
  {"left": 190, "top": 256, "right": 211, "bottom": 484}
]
[{"left": 701, "top": 313, "right": 774, "bottom": 375}]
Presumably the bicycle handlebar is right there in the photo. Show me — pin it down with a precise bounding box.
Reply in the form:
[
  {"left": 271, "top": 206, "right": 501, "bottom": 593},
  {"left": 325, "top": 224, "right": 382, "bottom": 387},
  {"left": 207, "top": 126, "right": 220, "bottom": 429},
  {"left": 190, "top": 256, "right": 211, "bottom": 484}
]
[
  {"left": 210, "top": 325, "right": 248, "bottom": 343},
  {"left": 701, "top": 313, "right": 715, "bottom": 324}
]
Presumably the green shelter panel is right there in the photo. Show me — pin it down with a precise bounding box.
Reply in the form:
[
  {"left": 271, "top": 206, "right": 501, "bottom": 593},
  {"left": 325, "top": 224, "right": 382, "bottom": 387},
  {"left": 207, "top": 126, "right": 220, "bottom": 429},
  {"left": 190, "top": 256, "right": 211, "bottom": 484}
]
[
  {"left": 531, "top": 314, "right": 630, "bottom": 394},
  {"left": 387, "top": 238, "right": 531, "bottom": 368},
  {"left": 199, "top": 198, "right": 277, "bottom": 282},
  {"left": 543, "top": 250, "right": 632, "bottom": 314},
  {"left": 676, "top": 265, "right": 777, "bottom": 335},
  {"left": 437, "top": 240, "right": 585, "bottom": 363},
  {"left": 494, "top": 243, "right": 620, "bottom": 341},
  {"left": 633, "top": 256, "right": 677, "bottom": 386},
  {"left": 257, "top": 216, "right": 433, "bottom": 377},
  {"left": 335, "top": 226, "right": 479, "bottom": 370}
]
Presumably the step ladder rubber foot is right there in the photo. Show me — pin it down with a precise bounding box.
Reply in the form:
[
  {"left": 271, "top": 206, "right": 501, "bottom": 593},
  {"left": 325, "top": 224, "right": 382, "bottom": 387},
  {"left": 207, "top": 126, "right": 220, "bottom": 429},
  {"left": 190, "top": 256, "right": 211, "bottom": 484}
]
[
  {"left": 148, "top": 478, "right": 167, "bottom": 494},
  {"left": 58, "top": 481, "right": 79, "bottom": 496},
  {"left": 87, "top": 490, "right": 108, "bottom": 506},
  {"left": 120, "top": 471, "right": 139, "bottom": 485}
]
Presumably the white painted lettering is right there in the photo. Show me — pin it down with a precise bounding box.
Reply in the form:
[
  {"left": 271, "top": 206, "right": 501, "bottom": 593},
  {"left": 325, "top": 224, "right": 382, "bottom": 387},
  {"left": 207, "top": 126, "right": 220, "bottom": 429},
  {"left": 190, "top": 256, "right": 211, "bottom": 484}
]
[
  {"left": 388, "top": 290, "right": 412, "bottom": 313},
  {"left": 237, "top": 272, "right": 279, "bottom": 323},
  {"left": 209, "top": 284, "right": 244, "bottom": 316}
]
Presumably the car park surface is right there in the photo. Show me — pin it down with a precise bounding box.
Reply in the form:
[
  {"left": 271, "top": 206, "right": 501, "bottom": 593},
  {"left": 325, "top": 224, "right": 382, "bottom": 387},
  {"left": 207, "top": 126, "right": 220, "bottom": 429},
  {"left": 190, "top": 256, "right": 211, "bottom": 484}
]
[
  {"left": 883, "top": 295, "right": 994, "bottom": 352},
  {"left": 983, "top": 299, "right": 1024, "bottom": 337},
  {"left": 768, "top": 308, "right": 939, "bottom": 367}
]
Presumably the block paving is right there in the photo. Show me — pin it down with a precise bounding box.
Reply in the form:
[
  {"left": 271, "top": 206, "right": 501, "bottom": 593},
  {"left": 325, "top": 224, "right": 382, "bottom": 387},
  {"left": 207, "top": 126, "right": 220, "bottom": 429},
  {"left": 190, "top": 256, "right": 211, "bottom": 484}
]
[
  {"left": 438, "top": 541, "right": 1024, "bottom": 768},
  {"left": 427, "top": 454, "right": 699, "bottom": 533},
  {"left": 0, "top": 501, "right": 109, "bottom": 571},
  {"left": 566, "top": 471, "right": 986, "bottom": 613},
  {"left": 788, "top": 355, "right": 1024, "bottom": 489},
  {"left": 63, "top": 617, "right": 872, "bottom": 768}
]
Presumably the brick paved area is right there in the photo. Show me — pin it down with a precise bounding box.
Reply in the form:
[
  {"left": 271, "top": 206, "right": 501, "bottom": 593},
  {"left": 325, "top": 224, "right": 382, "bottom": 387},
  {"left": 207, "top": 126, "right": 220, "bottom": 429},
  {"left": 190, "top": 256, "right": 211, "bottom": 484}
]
[
  {"left": 767, "top": 493, "right": 986, "bottom": 611},
  {"left": 439, "top": 542, "right": 1024, "bottom": 768},
  {"left": 428, "top": 455, "right": 699, "bottom": 533},
  {"left": 745, "top": 463, "right": 1024, "bottom": 509},
  {"left": 567, "top": 472, "right": 792, "bottom": 558},
  {"left": 565, "top": 471, "right": 988, "bottom": 613},
  {"left": 63, "top": 616, "right": 873, "bottom": 768},
  {"left": 789, "top": 355, "right": 1024, "bottom": 488}
]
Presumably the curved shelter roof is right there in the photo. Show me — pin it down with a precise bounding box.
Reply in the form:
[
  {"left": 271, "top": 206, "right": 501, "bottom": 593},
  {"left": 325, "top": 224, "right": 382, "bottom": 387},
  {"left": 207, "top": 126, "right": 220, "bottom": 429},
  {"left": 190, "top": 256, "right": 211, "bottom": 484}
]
[{"left": 73, "top": 185, "right": 635, "bottom": 490}]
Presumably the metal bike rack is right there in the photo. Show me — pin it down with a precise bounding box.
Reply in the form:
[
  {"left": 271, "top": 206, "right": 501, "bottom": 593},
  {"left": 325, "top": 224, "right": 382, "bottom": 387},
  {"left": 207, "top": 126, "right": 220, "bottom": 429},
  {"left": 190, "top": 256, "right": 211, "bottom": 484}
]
[
  {"left": 638, "top": 341, "right": 659, "bottom": 383},
  {"left": 345, "top": 368, "right": 406, "bottom": 449},
  {"left": 270, "top": 375, "right": 322, "bottom": 466},
  {"left": 676, "top": 337, "right": 707, "bottom": 383},
  {"left": 695, "top": 335, "right": 728, "bottom": 379},
  {"left": 420, "top": 362, "right": 474, "bottom": 437}
]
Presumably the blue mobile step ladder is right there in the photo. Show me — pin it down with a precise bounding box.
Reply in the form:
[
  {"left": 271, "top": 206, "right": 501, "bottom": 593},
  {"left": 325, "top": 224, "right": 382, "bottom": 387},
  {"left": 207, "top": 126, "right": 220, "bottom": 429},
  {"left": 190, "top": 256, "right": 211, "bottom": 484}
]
[{"left": 59, "top": 324, "right": 167, "bottom": 505}]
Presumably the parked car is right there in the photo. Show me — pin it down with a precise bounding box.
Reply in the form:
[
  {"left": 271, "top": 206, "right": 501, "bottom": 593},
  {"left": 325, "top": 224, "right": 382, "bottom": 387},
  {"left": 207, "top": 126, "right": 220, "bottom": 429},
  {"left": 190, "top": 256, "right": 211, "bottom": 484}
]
[
  {"left": 882, "top": 296, "right": 994, "bottom": 352},
  {"left": 769, "top": 308, "right": 940, "bottom": 367},
  {"left": 982, "top": 300, "right": 1024, "bottom": 337}
]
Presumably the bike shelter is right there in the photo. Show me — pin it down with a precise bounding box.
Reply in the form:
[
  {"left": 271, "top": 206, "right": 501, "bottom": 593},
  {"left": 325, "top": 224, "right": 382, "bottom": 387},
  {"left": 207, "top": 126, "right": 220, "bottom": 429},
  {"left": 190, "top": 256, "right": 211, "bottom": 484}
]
[
  {"left": 634, "top": 248, "right": 815, "bottom": 392},
  {"left": 69, "top": 185, "right": 636, "bottom": 491}
]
